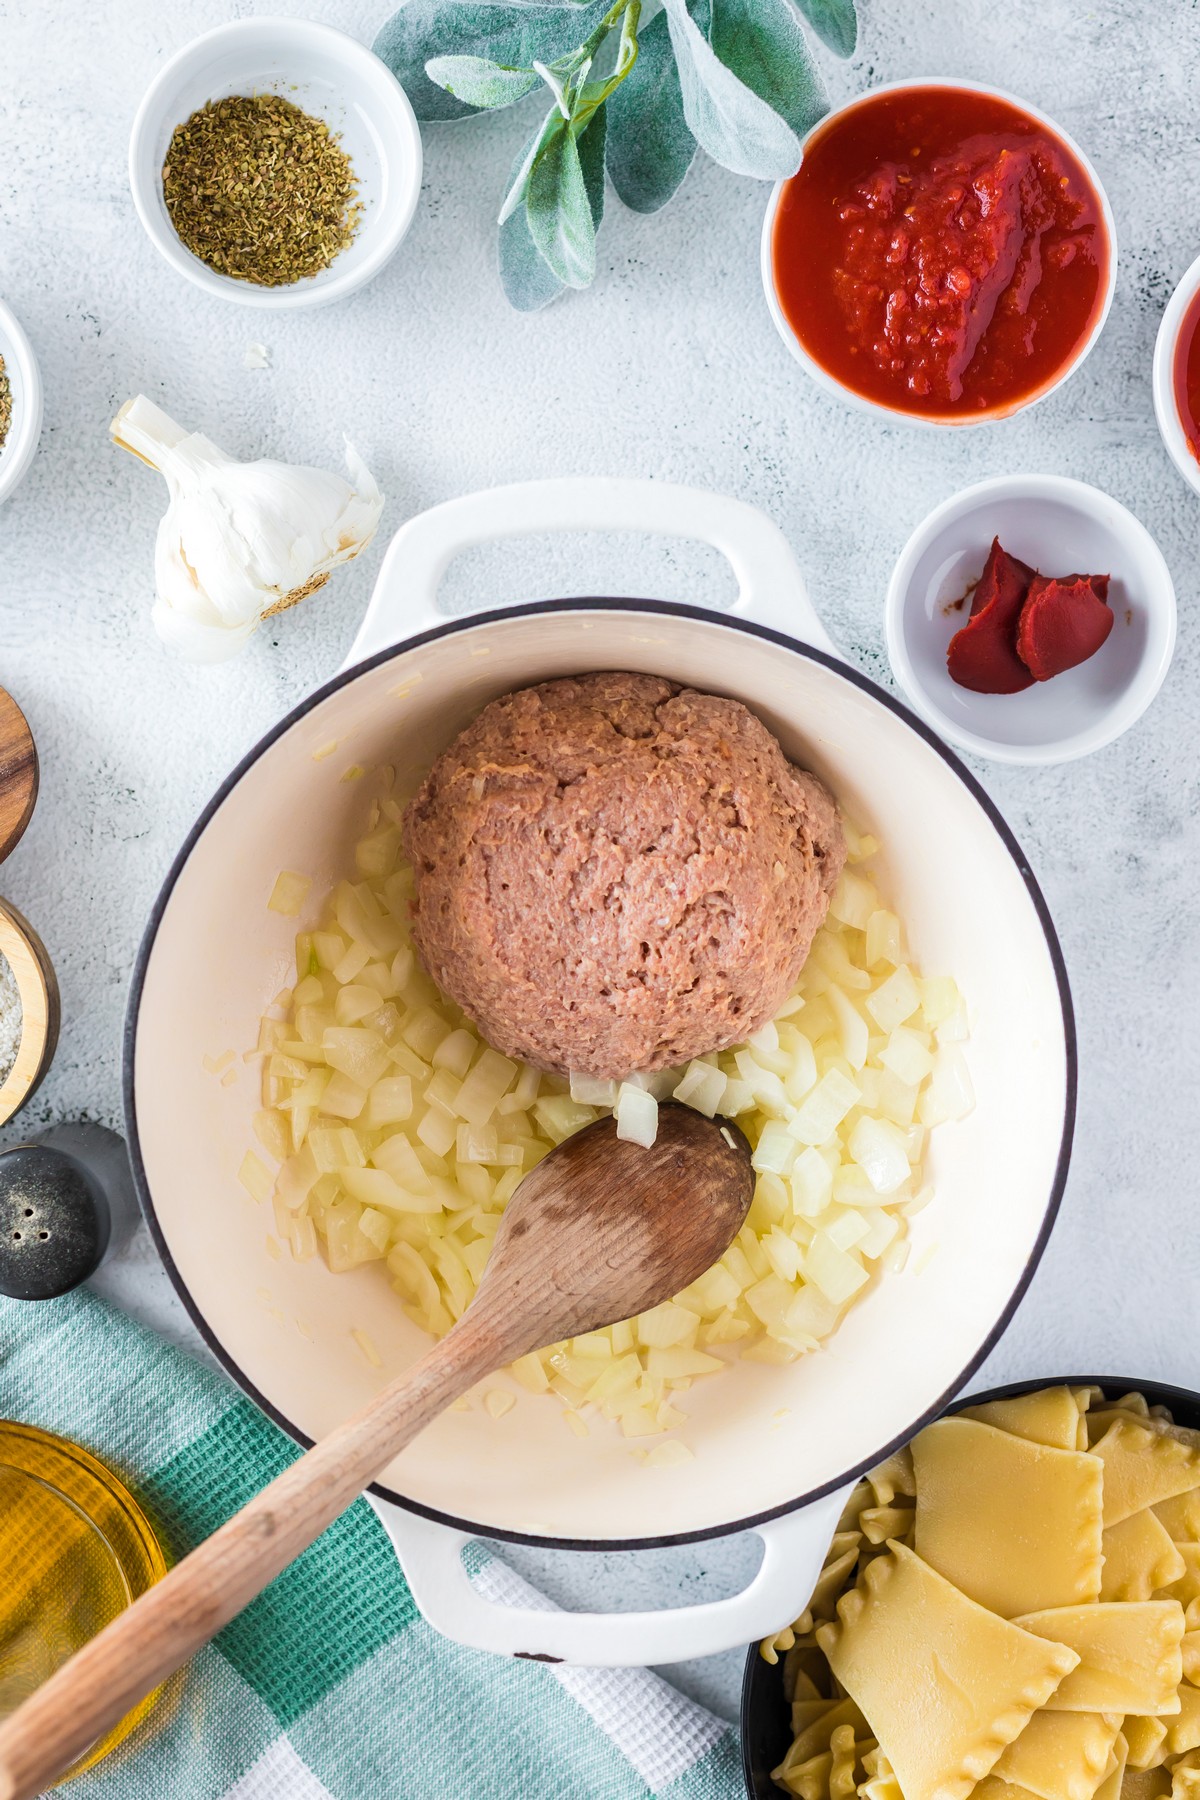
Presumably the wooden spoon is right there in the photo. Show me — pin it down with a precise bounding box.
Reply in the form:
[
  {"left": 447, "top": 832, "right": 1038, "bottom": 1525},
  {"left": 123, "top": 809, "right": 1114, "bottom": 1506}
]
[{"left": 0, "top": 1103, "right": 753, "bottom": 1800}]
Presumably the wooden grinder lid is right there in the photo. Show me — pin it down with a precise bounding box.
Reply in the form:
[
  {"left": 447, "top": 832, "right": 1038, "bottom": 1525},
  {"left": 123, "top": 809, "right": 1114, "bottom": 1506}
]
[
  {"left": 0, "top": 687, "right": 37, "bottom": 866},
  {"left": 0, "top": 689, "right": 57, "bottom": 1126}
]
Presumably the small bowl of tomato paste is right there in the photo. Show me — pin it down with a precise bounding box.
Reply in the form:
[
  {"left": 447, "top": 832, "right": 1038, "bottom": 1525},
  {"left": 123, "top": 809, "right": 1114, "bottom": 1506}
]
[
  {"left": 1153, "top": 251, "right": 1200, "bottom": 494},
  {"left": 885, "top": 474, "right": 1176, "bottom": 764},
  {"left": 763, "top": 79, "right": 1116, "bottom": 425}
]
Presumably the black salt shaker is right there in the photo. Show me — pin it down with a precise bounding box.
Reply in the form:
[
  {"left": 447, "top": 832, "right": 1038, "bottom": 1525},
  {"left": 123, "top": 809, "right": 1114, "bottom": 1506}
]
[{"left": 0, "top": 1122, "right": 139, "bottom": 1301}]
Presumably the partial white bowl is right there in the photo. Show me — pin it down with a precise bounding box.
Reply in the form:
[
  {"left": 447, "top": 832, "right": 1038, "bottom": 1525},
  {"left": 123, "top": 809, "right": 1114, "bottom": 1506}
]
[
  {"left": 886, "top": 475, "right": 1176, "bottom": 764},
  {"left": 129, "top": 18, "right": 423, "bottom": 311},
  {"left": 761, "top": 77, "right": 1118, "bottom": 429},
  {"left": 0, "top": 301, "right": 43, "bottom": 507},
  {"left": 1153, "top": 249, "right": 1200, "bottom": 496}
]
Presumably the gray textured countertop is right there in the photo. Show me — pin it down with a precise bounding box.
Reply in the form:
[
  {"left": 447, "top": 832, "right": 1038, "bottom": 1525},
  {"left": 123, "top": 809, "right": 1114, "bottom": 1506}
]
[{"left": 2, "top": 0, "right": 1198, "bottom": 1726}]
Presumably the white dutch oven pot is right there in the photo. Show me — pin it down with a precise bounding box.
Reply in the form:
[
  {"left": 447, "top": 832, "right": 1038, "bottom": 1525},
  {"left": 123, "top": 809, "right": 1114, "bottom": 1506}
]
[{"left": 126, "top": 479, "right": 1075, "bottom": 1667}]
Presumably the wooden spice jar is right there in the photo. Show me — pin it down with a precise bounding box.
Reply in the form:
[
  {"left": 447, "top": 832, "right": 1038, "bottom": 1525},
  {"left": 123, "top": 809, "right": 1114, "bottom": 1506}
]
[{"left": 0, "top": 688, "right": 59, "bottom": 1127}]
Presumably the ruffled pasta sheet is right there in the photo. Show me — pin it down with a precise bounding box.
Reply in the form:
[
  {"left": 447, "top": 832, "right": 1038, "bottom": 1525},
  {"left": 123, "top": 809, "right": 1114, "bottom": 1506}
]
[
  {"left": 1164, "top": 1684, "right": 1200, "bottom": 1756},
  {"left": 1157, "top": 1493, "right": 1200, "bottom": 1544},
  {"left": 912, "top": 1418, "right": 1104, "bottom": 1617},
  {"left": 868, "top": 1449, "right": 915, "bottom": 1508},
  {"left": 763, "top": 1531, "right": 866, "bottom": 1667},
  {"left": 1014, "top": 1602, "right": 1184, "bottom": 1714},
  {"left": 771, "top": 1698, "right": 875, "bottom": 1799},
  {"left": 1163, "top": 1550, "right": 1200, "bottom": 1613},
  {"left": 990, "top": 1708, "right": 1122, "bottom": 1800},
  {"left": 1101, "top": 1511, "right": 1187, "bottom": 1602},
  {"left": 1092, "top": 1422, "right": 1200, "bottom": 1528},
  {"left": 961, "top": 1387, "right": 1090, "bottom": 1452},
  {"left": 1095, "top": 1729, "right": 1129, "bottom": 1800},
  {"left": 1125, "top": 1715, "right": 1170, "bottom": 1770},
  {"left": 816, "top": 1542, "right": 1078, "bottom": 1800}
]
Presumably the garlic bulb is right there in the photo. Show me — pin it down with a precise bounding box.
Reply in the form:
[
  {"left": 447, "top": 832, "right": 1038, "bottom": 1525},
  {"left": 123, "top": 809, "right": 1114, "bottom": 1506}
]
[{"left": 110, "top": 396, "right": 384, "bottom": 663}]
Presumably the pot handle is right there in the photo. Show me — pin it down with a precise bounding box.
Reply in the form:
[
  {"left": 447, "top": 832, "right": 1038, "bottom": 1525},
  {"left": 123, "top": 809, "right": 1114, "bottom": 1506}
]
[
  {"left": 343, "top": 478, "right": 840, "bottom": 669},
  {"left": 365, "top": 1484, "right": 850, "bottom": 1667}
]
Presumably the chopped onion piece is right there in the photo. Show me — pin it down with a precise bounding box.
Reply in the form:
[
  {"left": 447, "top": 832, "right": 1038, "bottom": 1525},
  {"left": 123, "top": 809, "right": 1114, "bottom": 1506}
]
[
  {"left": 918, "top": 1047, "right": 975, "bottom": 1125},
  {"left": 615, "top": 1082, "right": 658, "bottom": 1147},
  {"left": 569, "top": 1071, "right": 618, "bottom": 1106},
  {"left": 865, "top": 964, "right": 921, "bottom": 1032},
  {"left": 673, "top": 1059, "right": 728, "bottom": 1119},
  {"left": 848, "top": 1116, "right": 911, "bottom": 1195},
  {"left": 268, "top": 871, "right": 312, "bottom": 917}
]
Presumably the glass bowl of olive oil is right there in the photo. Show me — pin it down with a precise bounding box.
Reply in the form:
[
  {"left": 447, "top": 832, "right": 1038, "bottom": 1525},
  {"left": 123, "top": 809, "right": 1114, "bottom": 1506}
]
[{"left": 0, "top": 1421, "right": 167, "bottom": 1778}]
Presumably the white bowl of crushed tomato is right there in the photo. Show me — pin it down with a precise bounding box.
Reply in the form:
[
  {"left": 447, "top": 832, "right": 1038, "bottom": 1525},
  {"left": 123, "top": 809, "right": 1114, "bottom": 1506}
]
[
  {"left": 762, "top": 79, "right": 1117, "bottom": 426},
  {"left": 1152, "top": 250, "right": 1200, "bottom": 495},
  {"left": 885, "top": 475, "right": 1176, "bottom": 765}
]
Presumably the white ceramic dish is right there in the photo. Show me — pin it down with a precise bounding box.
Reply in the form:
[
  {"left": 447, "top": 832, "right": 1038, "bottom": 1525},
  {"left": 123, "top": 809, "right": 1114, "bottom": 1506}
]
[
  {"left": 886, "top": 475, "right": 1175, "bottom": 765},
  {"left": 761, "top": 77, "right": 1118, "bottom": 428},
  {"left": 129, "top": 18, "right": 423, "bottom": 311},
  {"left": 0, "top": 300, "right": 43, "bottom": 507},
  {"left": 1153, "top": 249, "right": 1200, "bottom": 496},
  {"left": 126, "top": 479, "right": 1074, "bottom": 1667}
]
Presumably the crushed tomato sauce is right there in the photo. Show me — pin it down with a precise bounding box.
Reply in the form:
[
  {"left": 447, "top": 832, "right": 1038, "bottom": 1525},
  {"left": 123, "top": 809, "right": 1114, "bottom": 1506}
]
[
  {"left": 772, "top": 87, "right": 1110, "bottom": 418},
  {"left": 1172, "top": 284, "right": 1200, "bottom": 463}
]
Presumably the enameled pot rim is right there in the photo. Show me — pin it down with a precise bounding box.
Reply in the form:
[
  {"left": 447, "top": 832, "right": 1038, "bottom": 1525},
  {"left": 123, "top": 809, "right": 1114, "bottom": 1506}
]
[
  {"left": 124, "top": 596, "right": 1077, "bottom": 1553},
  {"left": 738, "top": 1372, "right": 1200, "bottom": 1798}
]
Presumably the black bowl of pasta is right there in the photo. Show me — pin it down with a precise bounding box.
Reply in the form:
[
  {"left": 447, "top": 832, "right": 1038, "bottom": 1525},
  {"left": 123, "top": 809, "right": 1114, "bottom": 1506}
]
[{"left": 740, "top": 1374, "right": 1200, "bottom": 1800}]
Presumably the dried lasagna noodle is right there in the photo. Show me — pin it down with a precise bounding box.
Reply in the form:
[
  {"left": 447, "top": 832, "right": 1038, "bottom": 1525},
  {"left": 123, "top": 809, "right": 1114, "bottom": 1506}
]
[
  {"left": 867, "top": 1448, "right": 915, "bottom": 1509},
  {"left": 1095, "top": 1729, "right": 1128, "bottom": 1800},
  {"left": 1014, "top": 1602, "right": 1184, "bottom": 1715},
  {"left": 1101, "top": 1511, "right": 1187, "bottom": 1602},
  {"left": 1157, "top": 1492, "right": 1200, "bottom": 1544},
  {"left": 1163, "top": 1550, "right": 1200, "bottom": 1614},
  {"left": 1092, "top": 1421, "right": 1200, "bottom": 1528},
  {"left": 1125, "top": 1714, "right": 1170, "bottom": 1770},
  {"left": 962, "top": 1386, "right": 1088, "bottom": 1452},
  {"left": 763, "top": 1389, "right": 1200, "bottom": 1800},
  {"left": 816, "top": 1542, "right": 1078, "bottom": 1800},
  {"left": 990, "top": 1708, "right": 1122, "bottom": 1800},
  {"left": 912, "top": 1418, "right": 1104, "bottom": 1616},
  {"left": 1164, "top": 1686, "right": 1200, "bottom": 1757}
]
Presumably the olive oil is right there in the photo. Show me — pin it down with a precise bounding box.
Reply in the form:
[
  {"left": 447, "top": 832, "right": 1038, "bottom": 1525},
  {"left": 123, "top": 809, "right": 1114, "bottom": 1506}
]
[{"left": 0, "top": 1421, "right": 166, "bottom": 1777}]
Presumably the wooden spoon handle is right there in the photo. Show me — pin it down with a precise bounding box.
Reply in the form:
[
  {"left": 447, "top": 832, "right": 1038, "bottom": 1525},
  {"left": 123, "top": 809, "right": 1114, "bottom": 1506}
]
[{"left": 0, "top": 1319, "right": 500, "bottom": 1800}]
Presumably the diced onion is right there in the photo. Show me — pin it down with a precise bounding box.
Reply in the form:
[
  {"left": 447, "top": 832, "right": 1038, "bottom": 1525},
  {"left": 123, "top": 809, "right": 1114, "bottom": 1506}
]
[
  {"left": 614, "top": 1082, "right": 658, "bottom": 1148},
  {"left": 252, "top": 768, "right": 968, "bottom": 1441}
]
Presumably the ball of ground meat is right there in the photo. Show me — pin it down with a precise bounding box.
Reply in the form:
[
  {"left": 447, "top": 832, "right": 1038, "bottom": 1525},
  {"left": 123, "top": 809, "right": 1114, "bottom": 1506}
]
[{"left": 402, "top": 672, "right": 846, "bottom": 1080}]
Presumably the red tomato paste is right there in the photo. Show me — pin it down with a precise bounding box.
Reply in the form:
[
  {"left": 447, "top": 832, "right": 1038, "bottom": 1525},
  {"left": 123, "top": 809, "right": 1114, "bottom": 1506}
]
[
  {"left": 772, "top": 87, "right": 1110, "bottom": 418},
  {"left": 1172, "top": 284, "right": 1200, "bottom": 461},
  {"left": 946, "top": 538, "right": 1113, "bottom": 693}
]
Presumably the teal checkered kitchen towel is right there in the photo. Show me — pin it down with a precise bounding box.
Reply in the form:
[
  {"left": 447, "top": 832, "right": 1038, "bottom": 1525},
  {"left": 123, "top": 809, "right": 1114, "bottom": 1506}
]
[{"left": 0, "top": 1289, "right": 743, "bottom": 1800}]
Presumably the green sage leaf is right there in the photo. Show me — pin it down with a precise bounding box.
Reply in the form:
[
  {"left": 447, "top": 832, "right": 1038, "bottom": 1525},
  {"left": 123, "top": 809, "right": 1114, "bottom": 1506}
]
[
  {"left": 526, "top": 117, "right": 596, "bottom": 287},
  {"left": 661, "top": 0, "right": 802, "bottom": 178},
  {"left": 499, "top": 107, "right": 606, "bottom": 310},
  {"left": 374, "top": 2, "right": 608, "bottom": 123},
  {"left": 605, "top": 6, "right": 695, "bottom": 212},
  {"left": 788, "top": 0, "right": 857, "bottom": 58},
  {"left": 707, "top": 0, "right": 828, "bottom": 142},
  {"left": 424, "top": 53, "right": 541, "bottom": 109},
  {"left": 498, "top": 103, "right": 563, "bottom": 222}
]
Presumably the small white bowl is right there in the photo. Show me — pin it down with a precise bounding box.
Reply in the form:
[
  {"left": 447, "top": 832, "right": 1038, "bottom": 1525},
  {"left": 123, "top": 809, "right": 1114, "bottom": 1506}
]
[
  {"left": 885, "top": 475, "right": 1176, "bottom": 764},
  {"left": 761, "top": 78, "right": 1118, "bottom": 429},
  {"left": 0, "top": 301, "right": 42, "bottom": 508},
  {"left": 129, "top": 18, "right": 423, "bottom": 310},
  {"left": 1153, "top": 249, "right": 1200, "bottom": 495}
]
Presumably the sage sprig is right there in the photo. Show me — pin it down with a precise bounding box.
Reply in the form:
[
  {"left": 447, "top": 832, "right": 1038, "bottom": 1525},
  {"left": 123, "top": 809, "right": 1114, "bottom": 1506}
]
[{"left": 374, "top": 0, "right": 858, "bottom": 310}]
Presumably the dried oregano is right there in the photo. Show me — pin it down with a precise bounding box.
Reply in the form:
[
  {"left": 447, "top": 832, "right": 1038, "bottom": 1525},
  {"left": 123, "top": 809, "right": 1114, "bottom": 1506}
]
[{"left": 162, "top": 93, "right": 363, "bottom": 287}]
